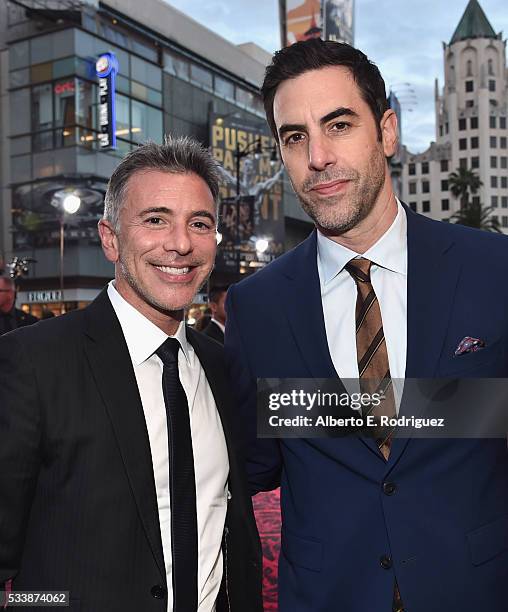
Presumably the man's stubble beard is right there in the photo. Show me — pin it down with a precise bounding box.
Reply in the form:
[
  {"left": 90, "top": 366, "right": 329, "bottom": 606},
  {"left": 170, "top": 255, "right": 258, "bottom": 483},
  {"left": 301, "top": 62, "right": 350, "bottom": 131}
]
[{"left": 293, "top": 145, "right": 387, "bottom": 235}]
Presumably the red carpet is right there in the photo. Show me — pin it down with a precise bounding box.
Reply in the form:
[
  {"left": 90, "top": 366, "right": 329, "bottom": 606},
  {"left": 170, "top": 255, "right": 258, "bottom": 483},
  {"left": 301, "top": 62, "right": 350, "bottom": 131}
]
[{"left": 252, "top": 488, "right": 281, "bottom": 610}]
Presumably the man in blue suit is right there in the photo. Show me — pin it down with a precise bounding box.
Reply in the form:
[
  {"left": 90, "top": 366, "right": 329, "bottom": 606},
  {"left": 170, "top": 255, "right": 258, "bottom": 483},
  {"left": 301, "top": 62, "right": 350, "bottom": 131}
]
[{"left": 225, "top": 39, "right": 508, "bottom": 612}]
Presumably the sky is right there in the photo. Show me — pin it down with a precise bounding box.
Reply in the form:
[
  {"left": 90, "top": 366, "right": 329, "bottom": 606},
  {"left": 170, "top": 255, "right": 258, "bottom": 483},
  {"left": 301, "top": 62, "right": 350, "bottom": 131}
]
[{"left": 165, "top": 0, "right": 508, "bottom": 153}]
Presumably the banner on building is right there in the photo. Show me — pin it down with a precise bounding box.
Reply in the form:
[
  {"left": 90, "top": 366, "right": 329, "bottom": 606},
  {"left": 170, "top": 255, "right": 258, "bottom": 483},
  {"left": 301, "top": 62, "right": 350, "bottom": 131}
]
[
  {"left": 210, "top": 114, "right": 285, "bottom": 273},
  {"left": 96, "top": 52, "right": 118, "bottom": 150},
  {"left": 283, "top": 0, "right": 354, "bottom": 46}
]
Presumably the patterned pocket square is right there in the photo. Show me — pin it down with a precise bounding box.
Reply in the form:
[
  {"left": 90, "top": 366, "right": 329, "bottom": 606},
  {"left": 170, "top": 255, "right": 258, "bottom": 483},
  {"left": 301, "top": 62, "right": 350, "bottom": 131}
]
[{"left": 454, "top": 336, "right": 486, "bottom": 356}]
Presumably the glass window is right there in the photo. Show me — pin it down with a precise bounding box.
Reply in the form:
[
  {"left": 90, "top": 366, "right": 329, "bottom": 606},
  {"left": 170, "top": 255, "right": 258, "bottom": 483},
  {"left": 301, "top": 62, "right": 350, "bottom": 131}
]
[
  {"left": 489, "top": 80, "right": 496, "bottom": 92},
  {"left": 471, "top": 136, "right": 479, "bottom": 149},
  {"left": 502, "top": 177, "right": 507, "bottom": 189},
  {"left": 408, "top": 163, "right": 416, "bottom": 175},
  {"left": 9, "top": 68, "right": 29, "bottom": 88},
  {"left": 440, "top": 159, "right": 448, "bottom": 172},
  {"left": 466, "top": 60, "right": 472, "bottom": 77},
  {"left": 472, "top": 196, "right": 480, "bottom": 205},
  {"left": 10, "top": 88, "right": 31, "bottom": 135},
  {"left": 75, "top": 79, "right": 95, "bottom": 128},
  {"left": 33, "top": 130, "right": 54, "bottom": 152},
  {"left": 236, "top": 87, "right": 254, "bottom": 107},
  {"left": 409, "top": 202, "right": 417, "bottom": 212},
  {"left": 131, "top": 99, "right": 163, "bottom": 143},
  {"left": 31, "top": 62, "right": 52, "bottom": 83},
  {"left": 501, "top": 137, "right": 507, "bottom": 149},
  {"left": 488, "top": 59, "right": 494, "bottom": 76},
  {"left": 409, "top": 182, "right": 416, "bottom": 195},
  {"left": 490, "top": 116, "right": 496, "bottom": 129},
  {"left": 131, "top": 39, "right": 157, "bottom": 63},
  {"left": 33, "top": 83, "right": 53, "bottom": 131},
  {"left": 470, "top": 117, "right": 478, "bottom": 129},
  {"left": 54, "top": 79, "right": 76, "bottom": 126},
  {"left": 491, "top": 176, "right": 498, "bottom": 188},
  {"left": 503, "top": 216, "right": 508, "bottom": 228},
  {"left": 490, "top": 136, "right": 497, "bottom": 148},
  {"left": 190, "top": 64, "right": 213, "bottom": 89},
  {"left": 491, "top": 156, "right": 497, "bottom": 168},
  {"left": 11, "top": 154, "right": 32, "bottom": 184},
  {"left": 441, "top": 180, "right": 448, "bottom": 191},
  {"left": 163, "top": 52, "right": 189, "bottom": 80},
  {"left": 466, "top": 100, "right": 474, "bottom": 108},
  {"left": 500, "top": 117, "right": 506, "bottom": 129},
  {"left": 459, "top": 158, "right": 467, "bottom": 169},
  {"left": 9, "top": 40, "right": 29, "bottom": 70},
  {"left": 459, "top": 138, "right": 467, "bottom": 150},
  {"left": 492, "top": 196, "right": 499, "bottom": 207},
  {"left": 441, "top": 199, "right": 449, "bottom": 211},
  {"left": 11, "top": 136, "right": 31, "bottom": 156},
  {"left": 422, "top": 201, "right": 430, "bottom": 212},
  {"left": 502, "top": 196, "right": 508, "bottom": 208},
  {"left": 132, "top": 56, "right": 161, "bottom": 91},
  {"left": 421, "top": 162, "right": 429, "bottom": 174},
  {"left": 422, "top": 181, "right": 430, "bottom": 193},
  {"left": 465, "top": 80, "right": 474, "bottom": 93},
  {"left": 215, "top": 76, "right": 234, "bottom": 99},
  {"left": 471, "top": 157, "right": 479, "bottom": 169},
  {"left": 501, "top": 157, "right": 507, "bottom": 169},
  {"left": 115, "top": 94, "right": 130, "bottom": 137},
  {"left": 458, "top": 118, "right": 466, "bottom": 130},
  {"left": 30, "top": 30, "right": 74, "bottom": 63},
  {"left": 75, "top": 57, "right": 94, "bottom": 80},
  {"left": 53, "top": 57, "right": 76, "bottom": 79}
]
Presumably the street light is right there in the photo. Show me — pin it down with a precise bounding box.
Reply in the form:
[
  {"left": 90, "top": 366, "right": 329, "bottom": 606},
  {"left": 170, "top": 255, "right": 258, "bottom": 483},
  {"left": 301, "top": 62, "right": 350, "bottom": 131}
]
[
  {"left": 255, "top": 237, "right": 269, "bottom": 254},
  {"left": 52, "top": 190, "right": 81, "bottom": 314}
]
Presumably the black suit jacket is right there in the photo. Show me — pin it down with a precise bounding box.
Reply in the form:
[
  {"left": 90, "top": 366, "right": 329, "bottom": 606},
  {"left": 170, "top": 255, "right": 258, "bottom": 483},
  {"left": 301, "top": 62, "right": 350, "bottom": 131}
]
[
  {"left": 0, "top": 289, "right": 261, "bottom": 612},
  {"left": 203, "top": 320, "right": 225, "bottom": 344}
]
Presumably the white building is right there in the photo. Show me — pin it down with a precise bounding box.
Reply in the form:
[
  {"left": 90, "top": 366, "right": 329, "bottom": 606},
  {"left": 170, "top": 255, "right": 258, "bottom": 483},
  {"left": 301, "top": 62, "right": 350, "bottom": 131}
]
[{"left": 401, "top": 0, "right": 508, "bottom": 230}]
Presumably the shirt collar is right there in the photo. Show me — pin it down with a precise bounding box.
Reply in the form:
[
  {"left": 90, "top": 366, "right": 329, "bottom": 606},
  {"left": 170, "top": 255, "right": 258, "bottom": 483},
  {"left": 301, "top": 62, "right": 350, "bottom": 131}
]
[
  {"left": 317, "top": 199, "right": 407, "bottom": 285},
  {"left": 107, "top": 281, "right": 192, "bottom": 367},
  {"left": 210, "top": 318, "right": 225, "bottom": 333}
]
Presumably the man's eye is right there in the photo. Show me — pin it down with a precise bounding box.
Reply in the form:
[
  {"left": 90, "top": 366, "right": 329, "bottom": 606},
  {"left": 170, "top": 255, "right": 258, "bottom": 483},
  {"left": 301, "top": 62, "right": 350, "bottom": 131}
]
[
  {"left": 285, "top": 133, "right": 305, "bottom": 145},
  {"left": 330, "top": 122, "right": 349, "bottom": 132},
  {"left": 192, "top": 221, "right": 213, "bottom": 230},
  {"left": 146, "top": 217, "right": 162, "bottom": 224}
]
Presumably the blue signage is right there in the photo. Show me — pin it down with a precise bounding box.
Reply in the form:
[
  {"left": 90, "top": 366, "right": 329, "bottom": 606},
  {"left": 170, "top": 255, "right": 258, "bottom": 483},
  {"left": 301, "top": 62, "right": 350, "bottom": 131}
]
[{"left": 95, "top": 53, "right": 119, "bottom": 150}]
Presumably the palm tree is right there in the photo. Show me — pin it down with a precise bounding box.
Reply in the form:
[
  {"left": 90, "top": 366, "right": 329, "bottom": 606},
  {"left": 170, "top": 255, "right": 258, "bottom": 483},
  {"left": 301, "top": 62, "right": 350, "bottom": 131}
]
[
  {"left": 448, "top": 167, "right": 482, "bottom": 209},
  {"left": 449, "top": 201, "right": 502, "bottom": 233}
]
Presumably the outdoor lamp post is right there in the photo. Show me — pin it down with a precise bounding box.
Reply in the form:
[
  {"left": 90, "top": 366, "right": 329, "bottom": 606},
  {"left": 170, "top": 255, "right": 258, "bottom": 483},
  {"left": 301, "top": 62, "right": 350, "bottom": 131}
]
[{"left": 53, "top": 191, "right": 81, "bottom": 314}]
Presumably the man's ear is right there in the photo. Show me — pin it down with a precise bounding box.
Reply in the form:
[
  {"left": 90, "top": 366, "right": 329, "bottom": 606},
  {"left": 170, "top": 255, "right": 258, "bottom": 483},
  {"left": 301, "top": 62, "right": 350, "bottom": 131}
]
[
  {"left": 380, "top": 109, "right": 399, "bottom": 158},
  {"left": 98, "top": 219, "right": 119, "bottom": 264}
]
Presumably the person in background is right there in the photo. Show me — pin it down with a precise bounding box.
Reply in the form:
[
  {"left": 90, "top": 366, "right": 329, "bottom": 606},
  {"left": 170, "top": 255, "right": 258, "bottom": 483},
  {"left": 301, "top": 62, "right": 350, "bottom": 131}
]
[
  {"left": 0, "top": 275, "right": 38, "bottom": 336},
  {"left": 203, "top": 286, "right": 228, "bottom": 344}
]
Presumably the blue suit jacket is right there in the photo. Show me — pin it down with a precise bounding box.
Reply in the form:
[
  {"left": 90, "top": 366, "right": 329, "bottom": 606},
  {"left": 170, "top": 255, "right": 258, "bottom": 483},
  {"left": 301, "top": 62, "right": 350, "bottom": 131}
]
[{"left": 225, "top": 207, "right": 508, "bottom": 612}]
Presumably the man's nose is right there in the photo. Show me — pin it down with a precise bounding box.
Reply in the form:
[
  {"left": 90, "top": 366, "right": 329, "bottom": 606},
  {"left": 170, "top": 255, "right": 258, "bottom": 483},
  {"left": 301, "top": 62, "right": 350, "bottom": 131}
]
[
  {"left": 162, "top": 224, "right": 192, "bottom": 255},
  {"left": 308, "top": 134, "right": 337, "bottom": 172}
]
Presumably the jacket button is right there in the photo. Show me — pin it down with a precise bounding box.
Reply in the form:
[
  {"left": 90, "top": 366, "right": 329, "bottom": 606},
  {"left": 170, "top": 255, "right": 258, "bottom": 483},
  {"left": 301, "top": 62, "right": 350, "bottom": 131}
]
[
  {"left": 151, "top": 585, "right": 166, "bottom": 599},
  {"left": 383, "top": 481, "right": 396, "bottom": 495},
  {"left": 380, "top": 555, "right": 392, "bottom": 570}
]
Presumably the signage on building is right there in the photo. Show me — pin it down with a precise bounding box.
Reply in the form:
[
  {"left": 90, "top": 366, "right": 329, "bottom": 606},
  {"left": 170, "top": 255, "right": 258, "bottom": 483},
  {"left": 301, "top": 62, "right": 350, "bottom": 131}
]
[
  {"left": 95, "top": 52, "right": 119, "bottom": 150},
  {"left": 27, "top": 290, "right": 62, "bottom": 303},
  {"left": 210, "top": 114, "right": 285, "bottom": 273},
  {"left": 283, "top": 0, "right": 354, "bottom": 46},
  {"left": 54, "top": 80, "right": 75, "bottom": 95}
]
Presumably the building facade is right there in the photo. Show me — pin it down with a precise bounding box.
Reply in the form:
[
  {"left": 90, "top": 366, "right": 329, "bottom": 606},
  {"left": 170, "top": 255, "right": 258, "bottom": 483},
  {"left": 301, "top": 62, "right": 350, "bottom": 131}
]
[
  {"left": 401, "top": 0, "right": 508, "bottom": 229},
  {"left": 0, "top": 0, "right": 312, "bottom": 316}
]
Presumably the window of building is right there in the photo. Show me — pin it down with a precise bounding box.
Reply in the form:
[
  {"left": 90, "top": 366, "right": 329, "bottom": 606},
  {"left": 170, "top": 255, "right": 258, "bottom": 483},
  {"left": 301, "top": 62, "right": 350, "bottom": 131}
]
[
  {"left": 491, "top": 156, "right": 497, "bottom": 168},
  {"left": 30, "top": 62, "right": 52, "bottom": 83},
  {"left": 502, "top": 177, "right": 508, "bottom": 189},
  {"left": 471, "top": 136, "right": 479, "bottom": 149},
  {"left": 409, "top": 202, "right": 417, "bottom": 212},
  {"left": 441, "top": 180, "right": 449, "bottom": 191},
  {"left": 441, "top": 199, "right": 449, "bottom": 211},
  {"left": 163, "top": 52, "right": 189, "bottom": 80},
  {"left": 490, "top": 99, "right": 498, "bottom": 107},
  {"left": 472, "top": 196, "right": 480, "bottom": 205},
  {"left": 492, "top": 196, "right": 499, "bottom": 207},
  {"left": 9, "top": 68, "right": 30, "bottom": 89},
  {"left": 466, "top": 100, "right": 474, "bottom": 108},
  {"left": 131, "top": 56, "right": 161, "bottom": 91},
  {"left": 409, "top": 182, "right": 417, "bottom": 195},
  {"left": 501, "top": 137, "right": 507, "bottom": 149},
  {"left": 459, "top": 138, "right": 467, "bottom": 150},
  {"left": 214, "top": 76, "right": 235, "bottom": 100},
  {"left": 491, "top": 176, "right": 498, "bottom": 188},
  {"left": 488, "top": 58, "right": 494, "bottom": 76},
  {"left": 421, "top": 161, "right": 429, "bottom": 174},
  {"left": 32, "top": 83, "right": 53, "bottom": 132},
  {"left": 503, "top": 216, "right": 508, "bottom": 228},
  {"left": 465, "top": 80, "right": 474, "bottom": 93},
  {"left": 492, "top": 215, "right": 499, "bottom": 225},
  {"left": 501, "top": 157, "right": 507, "bottom": 169},
  {"left": 470, "top": 116, "right": 478, "bottom": 130},
  {"left": 459, "top": 158, "right": 468, "bottom": 169},
  {"left": 440, "top": 159, "right": 449, "bottom": 172},
  {"left": 422, "top": 201, "right": 430, "bottom": 213},
  {"left": 471, "top": 157, "right": 479, "bottom": 169},
  {"left": 190, "top": 64, "right": 213, "bottom": 90},
  {"left": 501, "top": 117, "right": 506, "bottom": 129},
  {"left": 489, "top": 80, "right": 496, "bottom": 92},
  {"left": 9, "top": 40, "right": 29, "bottom": 70},
  {"left": 439, "top": 125, "right": 443, "bottom": 137},
  {"left": 490, "top": 116, "right": 497, "bottom": 129},
  {"left": 408, "top": 163, "right": 416, "bottom": 175},
  {"left": 502, "top": 196, "right": 508, "bottom": 208},
  {"left": 490, "top": 136, "right": 497, "bottom": 148},
  {"left": 422, "top": 181, "right": 430, "bottom": 194},
  {"left": 466, "top": 60, "right": 473, "bottom": 77},
  {"left": 236, "top": 87, "right": 255, "bottom": 107},
  {"left": 131, "top": 99, "right": 163, "bottom": 144},
  {"left": 445, "top": 122, "right": 449, "bottom": 133},
  {"left": 458, "top": 118, "right": 466, "bottom": 131}
]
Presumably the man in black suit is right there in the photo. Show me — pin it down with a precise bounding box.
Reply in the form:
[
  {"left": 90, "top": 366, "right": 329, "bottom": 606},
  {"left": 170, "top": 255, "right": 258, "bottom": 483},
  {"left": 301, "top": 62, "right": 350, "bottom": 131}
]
[
  {"left": 0, "top": 137, "right": 262, "bottom": 612},
  {"left": 203, "top": 286, "right": 228, "bottom": 344},
  {"left": 0, "top": 276, "right": 38, "bottom": 335}
]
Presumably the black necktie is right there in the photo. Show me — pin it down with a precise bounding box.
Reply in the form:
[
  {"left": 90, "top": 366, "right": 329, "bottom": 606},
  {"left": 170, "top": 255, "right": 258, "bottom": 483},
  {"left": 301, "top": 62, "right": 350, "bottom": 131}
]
[{"left": 156, "top": 338, "right": 198, "bottom": 611}]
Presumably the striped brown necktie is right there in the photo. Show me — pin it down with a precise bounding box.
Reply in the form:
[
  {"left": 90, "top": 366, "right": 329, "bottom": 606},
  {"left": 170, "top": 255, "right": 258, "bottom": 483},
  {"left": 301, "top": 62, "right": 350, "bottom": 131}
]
[
  {"left": 345, "top": 258, "right": 404, "bottom": 612},
  {"left": 344, "top": 258, "right": 395, "bottom": 459}
]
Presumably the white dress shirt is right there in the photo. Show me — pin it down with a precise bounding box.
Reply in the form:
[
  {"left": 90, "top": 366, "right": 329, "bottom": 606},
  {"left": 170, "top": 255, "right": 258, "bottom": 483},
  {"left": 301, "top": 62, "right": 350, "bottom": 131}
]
[
  {"left": 317, "top": 200, "right": 408, "bottom": 410},
  {"left": 107, "top": 282, "right": 229, "bottom": 612},
  {"left": 210, "top": 319, "right": 225, "bottom": 334}
]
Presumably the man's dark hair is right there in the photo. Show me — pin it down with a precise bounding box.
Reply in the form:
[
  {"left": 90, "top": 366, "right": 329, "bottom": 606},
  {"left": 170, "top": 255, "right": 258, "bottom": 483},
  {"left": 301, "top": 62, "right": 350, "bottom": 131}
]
[
  {"left": 209, "top": 285, "right": 228, "bottom": 303},
  {"left": 261, "top": 38, "right": 388, "bottom": 141}
]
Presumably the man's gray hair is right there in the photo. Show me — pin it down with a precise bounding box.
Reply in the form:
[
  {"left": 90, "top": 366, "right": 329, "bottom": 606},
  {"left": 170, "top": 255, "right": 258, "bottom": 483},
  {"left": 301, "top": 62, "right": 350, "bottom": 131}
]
[{"left": 103, "top": 135, "right": 221, "bottom": 231}]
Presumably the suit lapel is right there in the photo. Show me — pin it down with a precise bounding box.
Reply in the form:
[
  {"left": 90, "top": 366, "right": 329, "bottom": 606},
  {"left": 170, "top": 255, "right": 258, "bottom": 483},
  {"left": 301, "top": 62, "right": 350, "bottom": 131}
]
[
  {"left": 389, "top": 207, "right": 462, "bottom": 465},
  {"left": 83, "top": 290, "right": 166, "bottom": 580}
]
